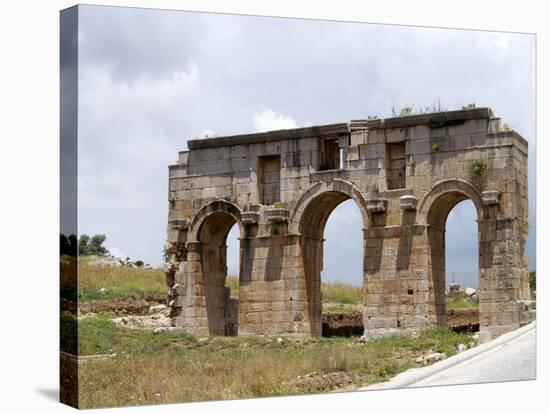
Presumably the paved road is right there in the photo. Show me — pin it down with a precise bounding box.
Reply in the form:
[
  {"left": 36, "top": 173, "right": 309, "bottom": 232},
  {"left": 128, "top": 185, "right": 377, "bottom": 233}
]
[
  {"left": 413, "top": 326, "right": 536, "bottom": 387},
  {"left": 361, "top": 322, "right": 536, "bottom": 391}
]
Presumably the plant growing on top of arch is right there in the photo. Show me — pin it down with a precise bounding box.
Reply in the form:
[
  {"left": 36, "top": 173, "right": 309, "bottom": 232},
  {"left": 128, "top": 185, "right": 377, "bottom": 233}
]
[{"left": 468, "top": 157, "right": 488, "bottom": 177}]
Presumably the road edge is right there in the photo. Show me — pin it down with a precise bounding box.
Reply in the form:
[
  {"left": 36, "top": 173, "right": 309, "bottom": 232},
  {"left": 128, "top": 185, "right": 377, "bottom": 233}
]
[{"left": 359, "top": 321, "right": 536, "bottom": 391}]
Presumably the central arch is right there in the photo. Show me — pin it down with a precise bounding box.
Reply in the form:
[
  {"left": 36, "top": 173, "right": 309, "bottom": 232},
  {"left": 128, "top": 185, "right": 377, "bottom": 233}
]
[{"left": 290, "top": 180, "right": 368, "bottom": 336}]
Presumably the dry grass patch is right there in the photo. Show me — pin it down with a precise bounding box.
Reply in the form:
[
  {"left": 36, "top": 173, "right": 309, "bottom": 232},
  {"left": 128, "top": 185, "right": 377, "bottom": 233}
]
[
  {"left": 321, "top": 281, "right": 362, "bottom": 305},
  {"left": 78, "top": 257, "right": 166, "bottom": 301},
  {"left": 77, "top": 317, "right": 471, "bottom": 408},
  {"left": 446, "top": 292, "right": 479, "bottom": 310}
]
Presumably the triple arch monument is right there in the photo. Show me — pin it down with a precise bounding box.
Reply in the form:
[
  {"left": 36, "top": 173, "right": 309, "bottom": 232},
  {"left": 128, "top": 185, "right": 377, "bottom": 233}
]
[{"left": 163, "top": 107, "right": 532, "bottom": 343}]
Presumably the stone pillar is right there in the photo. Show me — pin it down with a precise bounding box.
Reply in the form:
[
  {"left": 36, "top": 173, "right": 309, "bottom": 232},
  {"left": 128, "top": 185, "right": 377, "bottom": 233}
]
[
  {"left": 238, "top": 232, "right": 311, "bottom": 336},
  {"left": 173, "top": 241, "right": 210, "bottom": 337},
  {"left": 478, "top": 218, "right": 527, "bottom": 342},
  {"left": 426, "top": 223, "right": 446, "bottom": 326},
  {"left": 363, "top": 227, "right": 388, "bottom": 338},
  {"left": 363, "top": 223, "right": 431, "bottom": 338},
  {"left": 301, "top": 235, "right": 324, "bottom": 336}
]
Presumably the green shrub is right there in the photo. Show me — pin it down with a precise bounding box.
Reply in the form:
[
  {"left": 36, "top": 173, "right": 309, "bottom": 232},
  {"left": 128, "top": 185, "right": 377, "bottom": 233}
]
[{"left": 468, "top": 158, "right": 488, "bottom": 177}]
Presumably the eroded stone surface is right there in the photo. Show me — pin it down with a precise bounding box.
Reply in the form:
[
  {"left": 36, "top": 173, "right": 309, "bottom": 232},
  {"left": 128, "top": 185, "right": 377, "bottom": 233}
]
[{"left": 164, "top": 108, "right": 530, "bottom": 342}]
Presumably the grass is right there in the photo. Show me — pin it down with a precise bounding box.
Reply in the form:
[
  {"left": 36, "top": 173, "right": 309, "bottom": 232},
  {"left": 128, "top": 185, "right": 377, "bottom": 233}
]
[
  {"left": 78, "top": 313, "right": 119, "bottom": 355},
  {"left": 446, "top": 292, "right": 479, "bottom": 310},
  {"left": 77, "top": 315, "right": 471, "bottom": 408},
  {"left": 80, "top": 266, "right": 358, "bottom": 303},
  {"left": 225, "top": 275, "right": 240, "bottom": 298},
  {"left": 321, "top": 281, "right": 362, "bottom": 305},
  {"left": 78, "top": 256, "right": 166, "bottom": 301},
  {"left": 226, "top": 278, "right": 362, "bottom": 306},
  {"left": 78, "top": 261, "right": 358, "bottom": 304},
  {"left": 73, "top": 262, "right": 477, "bottom": 407},
  {"left": 322, "top": 303, "right": 361, "bottom": 313}
]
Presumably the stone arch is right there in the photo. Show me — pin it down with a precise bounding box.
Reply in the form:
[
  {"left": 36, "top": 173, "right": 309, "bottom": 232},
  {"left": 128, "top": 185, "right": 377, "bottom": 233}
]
[
  {"left": 418, "top": 179, "right": 485, "bottom": 327},
  {"left": 288, "top": 179, "right": 369, "bottom": 236},
  {"left": 187, "top": 200, "right": 244, "bottom": 336},
  {"left": 288, "top": 179, "right": 368, "bottom": 336},
  {"left": 187, "top": 199, "right": 244, "bottom": 243},
  {"left": 417, "top": 179, "right": 486, "bottom": 227}
]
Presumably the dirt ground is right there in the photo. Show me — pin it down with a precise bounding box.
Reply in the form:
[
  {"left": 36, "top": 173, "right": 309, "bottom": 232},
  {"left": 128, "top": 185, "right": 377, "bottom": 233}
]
[
  {"left": 71, "top": 296, "right": 479, "bottom": 335},
  {"left": 446, "top": 308, "right": 480, "bottom": 332},
  {"left": 66, "top": 294, "right": 166, "bottom": 316}
]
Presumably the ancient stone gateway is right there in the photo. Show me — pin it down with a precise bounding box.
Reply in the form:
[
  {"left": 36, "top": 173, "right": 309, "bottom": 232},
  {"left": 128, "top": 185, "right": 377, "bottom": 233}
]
[{"left": 164, "top": 107, "right": 531, "bottom": 342}]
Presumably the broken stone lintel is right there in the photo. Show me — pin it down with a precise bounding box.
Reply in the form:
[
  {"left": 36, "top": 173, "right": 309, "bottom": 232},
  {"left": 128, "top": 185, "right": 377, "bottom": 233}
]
[
  {"left": 482, "top": 190, "right": 501, "bottom": 205},
  {"left": 366, "top": 197, "right": 388, "bottom": 214},
  {"left": 400, "top": 195, "right": 418, "bottom": 211},
  {"left": 265, "top": 208, "right": 290, "bottom": 223}
]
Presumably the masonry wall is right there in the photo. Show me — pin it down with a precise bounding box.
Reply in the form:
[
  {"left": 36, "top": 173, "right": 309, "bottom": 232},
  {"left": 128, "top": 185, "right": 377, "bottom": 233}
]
[{"left": 164, "top": 108, "right": 531, "bottom": 342}]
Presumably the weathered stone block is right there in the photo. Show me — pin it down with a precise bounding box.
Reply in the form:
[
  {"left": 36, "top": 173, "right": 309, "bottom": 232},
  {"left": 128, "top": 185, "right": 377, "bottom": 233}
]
[
  {"left": 366, "top": 197, "right": 388, "bottom": 213},
  {"left": 399, "top": 195, "right": 418, "bottom": 210},
  {"left": 241, "top": 211, "right": 260, "bottom": 225},
  {"left": 482, "top": 190, "right": 501, "bottom": 205},
  {"left": 265, "top": 208, "right": 289, "bottom": 223}
]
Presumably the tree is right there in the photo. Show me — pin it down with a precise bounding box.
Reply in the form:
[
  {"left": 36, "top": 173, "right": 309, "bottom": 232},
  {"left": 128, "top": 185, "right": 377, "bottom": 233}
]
[
  {"left": 89, "top": 234, "right": 108, "bottom": 255},
  {"left": 77, "top": 233, "right": 108, "bottom": 256},
  {"left": 79, "top": 234, "right": 90, "bottom": 255}
]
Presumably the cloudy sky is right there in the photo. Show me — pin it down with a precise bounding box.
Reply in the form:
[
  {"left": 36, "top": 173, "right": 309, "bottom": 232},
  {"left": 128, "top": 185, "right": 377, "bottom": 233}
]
[{"left": 76, "top": 5, "right": 536, "bottom": 287}]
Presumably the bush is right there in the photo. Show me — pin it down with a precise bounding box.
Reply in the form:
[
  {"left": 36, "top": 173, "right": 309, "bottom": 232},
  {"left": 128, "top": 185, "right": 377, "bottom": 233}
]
[{"left": 468, "top": 158, "right": 488, "bottom": 177}]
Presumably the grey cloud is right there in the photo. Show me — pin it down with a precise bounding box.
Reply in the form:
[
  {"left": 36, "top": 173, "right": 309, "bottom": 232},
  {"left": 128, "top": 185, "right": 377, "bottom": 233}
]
[
  {"left": 79, "top": 5, "right": 206, "bottom": 81},
  {"left": 76, "top": 6, "right": 536, "bottom": 276}
]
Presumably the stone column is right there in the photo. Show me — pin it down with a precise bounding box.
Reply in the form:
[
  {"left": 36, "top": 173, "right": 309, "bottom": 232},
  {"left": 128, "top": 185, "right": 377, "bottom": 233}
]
[
  {"left": 478, "top": 217, "right": 527, "bottom": 342},
  {"left": 173, "top": 241, "right": 210, "bottom": 337},
  {"left": 239, "top": 209, "right": 311, "bottom": 336},
  {"left": 301, "top": 234, "right": 323, "bottom": 336}
]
